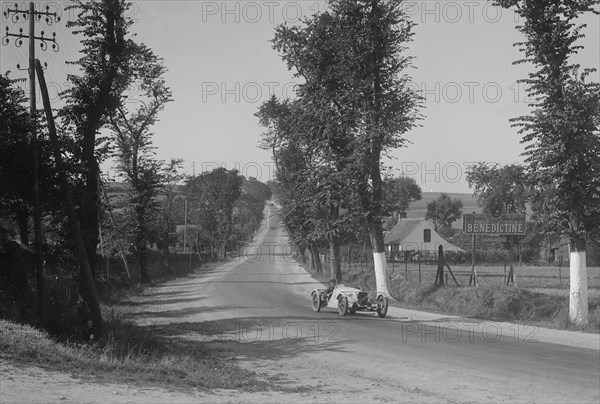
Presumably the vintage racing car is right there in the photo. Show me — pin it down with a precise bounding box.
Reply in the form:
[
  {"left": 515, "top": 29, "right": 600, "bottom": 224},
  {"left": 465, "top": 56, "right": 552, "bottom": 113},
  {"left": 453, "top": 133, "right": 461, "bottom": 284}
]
[{"left": 311, "top": 283, "right": 388, "bottom": 317}]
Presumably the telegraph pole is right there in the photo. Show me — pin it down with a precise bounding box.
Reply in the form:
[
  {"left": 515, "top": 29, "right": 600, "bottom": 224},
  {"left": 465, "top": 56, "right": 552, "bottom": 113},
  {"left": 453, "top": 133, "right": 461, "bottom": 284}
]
[{"left": 3, "top": 2, "right": 60, "bottom": 322}]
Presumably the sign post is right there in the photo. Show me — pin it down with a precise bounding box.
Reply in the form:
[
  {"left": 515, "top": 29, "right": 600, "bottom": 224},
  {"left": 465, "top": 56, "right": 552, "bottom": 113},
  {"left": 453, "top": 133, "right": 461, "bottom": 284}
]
[
  {"left": 463, "top": 212, "right": 526, "bottom": 287},
  {"left": 469, "top": 234, "right": 477, "bottom": 286},
  {"left": 463, "top": 214, "right": 526, "bottom": 236}
]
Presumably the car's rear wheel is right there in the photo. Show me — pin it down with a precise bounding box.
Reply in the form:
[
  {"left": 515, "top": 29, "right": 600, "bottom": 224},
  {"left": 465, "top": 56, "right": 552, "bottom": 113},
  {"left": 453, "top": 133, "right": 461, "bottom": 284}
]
[
  {"left": 376, "top": 295, "right": 388, "bottom": 318},
  {"left": 311, "top": 291, "right": 322, "bottom": 312},
  {"left": 337, "top": 296, "right": 348, "bottom": 316}
]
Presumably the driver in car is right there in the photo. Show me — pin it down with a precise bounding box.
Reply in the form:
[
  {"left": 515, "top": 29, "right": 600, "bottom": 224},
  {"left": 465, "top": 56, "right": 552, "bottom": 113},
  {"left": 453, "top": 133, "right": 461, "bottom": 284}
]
[{"left": 324, "top": 278, "right": 337, "bottom": 301}]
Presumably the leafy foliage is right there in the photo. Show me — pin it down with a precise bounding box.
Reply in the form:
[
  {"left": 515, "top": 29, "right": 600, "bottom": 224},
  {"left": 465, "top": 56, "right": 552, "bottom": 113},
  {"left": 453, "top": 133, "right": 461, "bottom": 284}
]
[
  {"left": 494, "top": 0, "right": 600, "bottom": 243},
  {"left": 466, "top": 163, "right": 529, "bottom": 215},
  {"left": 59, "top": 0, "right": 145, "bottom": 279},
  {"left": 382, "top": 175, "right": 422, "bottom": 217},
  {"left": 233, "top": 177, "right": 272, "bottom": 242},
  {"left": 494, "top": 0, "right": 599, "bottom": 324},
  {"left": 107, "top": 40, "right": 173, "bottom": 283},
  {"left": 425, "top": 193, "right": 463, "bottom": 231},
  {"left": 185, "top": 168, "right": 243, "bottom": 259},
  {"left": 155, "top": 159, "right": 187, "bottom": 256},
  {"left": 273, "top": 0, "right": 422, "bottom": 249},
  {"left": 263, "top": 1, "right": 422, "bottom": 286},
  {"left": 0, "top": 75, "right": 32, "bottom": 240}
]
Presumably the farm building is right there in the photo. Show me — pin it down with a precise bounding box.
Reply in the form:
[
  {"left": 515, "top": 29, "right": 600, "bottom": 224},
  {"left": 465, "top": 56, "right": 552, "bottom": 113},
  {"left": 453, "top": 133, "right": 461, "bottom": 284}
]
[
  {"left": 384, "top": 218, "right": 464, "bottom": 258},
  {"left": 522, "top": 233, "right": 600, "bottom": 266}
]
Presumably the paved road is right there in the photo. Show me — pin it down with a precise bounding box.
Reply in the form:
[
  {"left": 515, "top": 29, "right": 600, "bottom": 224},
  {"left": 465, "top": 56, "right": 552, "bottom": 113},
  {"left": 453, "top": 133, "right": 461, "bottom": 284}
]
[{"left": 129, "top": 204, "right": 600, "bottom": 403}]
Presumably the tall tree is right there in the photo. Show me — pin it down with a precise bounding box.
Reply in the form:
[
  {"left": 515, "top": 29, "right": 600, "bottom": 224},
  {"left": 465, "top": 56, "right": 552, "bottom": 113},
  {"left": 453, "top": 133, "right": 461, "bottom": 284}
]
[
  {"left": 54, "top": 0, "right": 168, "bottom": 334},
  {"left": 425, "top": 193, "right": 463, "bottom": 232},
  {"left": 272, "top": 0, "right": 422, "bottom": 295},
  {"left": 495, "top": 0, "right": 600, "bottom": 325},
  {"left": 108, "top": 44, "right": 172, "bottom": 283},
  {"left": 58, "top": 0, "right": 139, "bottom": 332}
]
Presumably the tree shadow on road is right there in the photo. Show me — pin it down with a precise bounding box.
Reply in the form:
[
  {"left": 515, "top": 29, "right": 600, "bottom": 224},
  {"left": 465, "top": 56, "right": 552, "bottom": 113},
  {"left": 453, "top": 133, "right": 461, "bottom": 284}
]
[
  {"left": 122, "top": 304, "right": 269, "bottom": 319},
  {"left": 118, "top": 296, "right": 207, "bottom": 307},
  {"left": 141, "top": 315, "right": 352, "bottom": 362}
]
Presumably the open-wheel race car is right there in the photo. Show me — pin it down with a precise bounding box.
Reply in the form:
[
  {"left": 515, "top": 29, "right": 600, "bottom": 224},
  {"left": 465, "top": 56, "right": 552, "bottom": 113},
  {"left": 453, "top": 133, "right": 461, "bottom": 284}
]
[{"left": 311, "top": 281, "right": 388, "bottom": 318}]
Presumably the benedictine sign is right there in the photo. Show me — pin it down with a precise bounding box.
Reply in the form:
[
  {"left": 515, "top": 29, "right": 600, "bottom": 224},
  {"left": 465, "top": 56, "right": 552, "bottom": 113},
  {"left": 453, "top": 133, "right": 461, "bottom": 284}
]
[{"left": 463, "top": 213, "right": 526, "bottom": 235}]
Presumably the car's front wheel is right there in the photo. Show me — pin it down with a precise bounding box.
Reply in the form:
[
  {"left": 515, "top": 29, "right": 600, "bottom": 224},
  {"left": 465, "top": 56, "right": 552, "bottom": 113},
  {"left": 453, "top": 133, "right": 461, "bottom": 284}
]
[
  {"left": 376, "top": 295, "right": 388, "bottom": 318},
  {"left": 311, "top": 291, "right": 322, "bottom": 312},
  {"left": 337, "top": 296, "right": 348, "bottom": 316}
]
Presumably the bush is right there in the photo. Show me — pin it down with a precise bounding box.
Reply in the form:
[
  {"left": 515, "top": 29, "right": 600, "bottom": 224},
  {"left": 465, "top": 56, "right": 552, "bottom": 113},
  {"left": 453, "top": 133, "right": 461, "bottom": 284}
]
[{"left": 0, "top": 245, "right": 204, "bottom": 338}]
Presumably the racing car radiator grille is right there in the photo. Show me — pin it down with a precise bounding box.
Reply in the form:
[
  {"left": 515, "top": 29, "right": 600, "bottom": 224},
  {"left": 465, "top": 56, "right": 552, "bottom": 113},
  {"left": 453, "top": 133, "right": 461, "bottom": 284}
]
[{"left": 357, "top": 292, "right": 369, "bottom": 305}]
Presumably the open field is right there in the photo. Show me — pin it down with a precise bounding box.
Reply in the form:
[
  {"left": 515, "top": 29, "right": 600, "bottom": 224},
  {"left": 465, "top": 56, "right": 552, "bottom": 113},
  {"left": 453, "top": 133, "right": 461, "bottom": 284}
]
[
  {"left": 327, "top": 259, "right": 600, "bottom": 293},
  {"left": 384, "top": 263, "right": 600, "bottom": 293}
]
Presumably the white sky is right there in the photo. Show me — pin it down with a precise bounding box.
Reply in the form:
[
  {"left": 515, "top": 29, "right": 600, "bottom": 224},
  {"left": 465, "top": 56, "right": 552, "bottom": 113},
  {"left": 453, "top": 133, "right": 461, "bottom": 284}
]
[{"left": 1, "top": 0, "right": 599, "bottom": 193}]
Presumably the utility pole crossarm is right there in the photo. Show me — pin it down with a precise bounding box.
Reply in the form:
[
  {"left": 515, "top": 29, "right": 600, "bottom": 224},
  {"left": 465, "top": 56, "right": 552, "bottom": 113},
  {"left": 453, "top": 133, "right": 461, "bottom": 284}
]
[
  {"left": 3, "top": 26, "right": 60, "bottom": 51},
  {"left": 3, "top": 3, "right": 61, "bottom": 51}
]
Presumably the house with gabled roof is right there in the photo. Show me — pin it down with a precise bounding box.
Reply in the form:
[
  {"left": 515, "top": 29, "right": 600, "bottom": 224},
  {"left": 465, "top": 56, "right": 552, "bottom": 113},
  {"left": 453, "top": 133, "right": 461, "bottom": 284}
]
[{"left": 384, "top": 218, "right": 464, "bottom": 257}]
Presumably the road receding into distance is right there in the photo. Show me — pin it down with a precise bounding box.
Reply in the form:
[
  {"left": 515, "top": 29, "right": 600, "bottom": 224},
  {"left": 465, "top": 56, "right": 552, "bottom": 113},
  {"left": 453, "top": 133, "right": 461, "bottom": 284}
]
[{"left": 125, "top": 203, "right": 600, "bottom": 403}]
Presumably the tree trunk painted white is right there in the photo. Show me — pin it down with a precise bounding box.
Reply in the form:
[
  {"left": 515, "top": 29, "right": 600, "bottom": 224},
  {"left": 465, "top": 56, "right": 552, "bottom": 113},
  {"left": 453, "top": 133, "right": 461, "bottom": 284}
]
[
  {"left": 373, "top": 251, "right": 392, "bottom": 298},
  {"left": 569, "top": 249, "right": 588, "bottom": 326}
]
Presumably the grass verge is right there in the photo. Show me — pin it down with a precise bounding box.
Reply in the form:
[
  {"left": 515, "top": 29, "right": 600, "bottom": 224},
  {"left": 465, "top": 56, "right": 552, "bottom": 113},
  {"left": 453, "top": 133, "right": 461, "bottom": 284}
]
[
  {"left": 305, "top": 262, "right": 600, "bottom": 333},
  {"left": 388, "top": 278, "right": 600, "bottom": 333},
  {"left": 0, "top": 315, "right": 275, "bottom": 393}
]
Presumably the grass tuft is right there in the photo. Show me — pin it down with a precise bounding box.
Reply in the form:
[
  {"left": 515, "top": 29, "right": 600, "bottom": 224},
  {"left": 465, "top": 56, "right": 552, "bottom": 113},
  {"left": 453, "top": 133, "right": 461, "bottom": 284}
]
[{"left": 1, "top": 316, "right": 274, "bottom": 392}]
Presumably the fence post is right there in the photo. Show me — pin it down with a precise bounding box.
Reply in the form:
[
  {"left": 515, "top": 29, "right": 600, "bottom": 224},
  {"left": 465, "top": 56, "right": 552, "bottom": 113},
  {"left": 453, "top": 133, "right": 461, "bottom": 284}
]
[
  {"left": 559, "top": 256, "right": 562, "bottom": 284},
  {"left": 435, "top": 245, "right": 444, "bottom": 286},
  {"left": 418, "top": 251, "right": 422, "bottom": 284},
  {"left": 469, "top": 234, "right": 478, "bottom": 286},
  {"left": 506, "top": 241, "right": 516, "bottom": 286}
]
